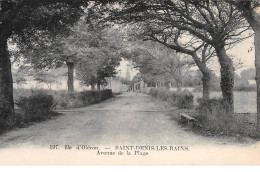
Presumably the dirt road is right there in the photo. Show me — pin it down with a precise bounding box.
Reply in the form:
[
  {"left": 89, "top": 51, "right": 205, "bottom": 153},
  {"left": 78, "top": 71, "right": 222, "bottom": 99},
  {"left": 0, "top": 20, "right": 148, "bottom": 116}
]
[
  {"left": 0, "top": 92, "right": 255, "bottom": 148},
  {"left": 1, "top": 92, "right": 260, "bottom": 165}
]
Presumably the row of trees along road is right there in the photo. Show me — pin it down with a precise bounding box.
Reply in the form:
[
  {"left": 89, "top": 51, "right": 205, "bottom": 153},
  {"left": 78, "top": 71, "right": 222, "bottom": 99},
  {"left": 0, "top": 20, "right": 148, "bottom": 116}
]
[
  {"left": 0, "top": 0, "right": 90, "bottom": 120},
  {"left": 98, "top": 0, "right": 252, "bottom": 113},
  {"left": 11, "top": 16, "right": 122, "bottom": 93},
  {"left": 90, "top": 0, "right": 260, "bottom": 136},
  {"left": 0, "top": 0, "right": 120, "bottom": 122},
  {"left": 126, "top": 41, "right": 195, "bottom": 91},
  {"left": 1, "top": 0, "right": 260, "bottom": 137}
]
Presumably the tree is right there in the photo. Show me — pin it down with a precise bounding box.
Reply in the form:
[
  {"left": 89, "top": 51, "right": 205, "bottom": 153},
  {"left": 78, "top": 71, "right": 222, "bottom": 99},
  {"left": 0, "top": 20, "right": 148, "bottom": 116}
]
[
  {"left": 11, "top": 16, "right": 95, "bottom": 93},
  {"left": 132, "top": 72, "right": 142, "bottom": 84},
  {"left": 68, "top": 20, "right": 129, "bottom": 91},
  {"left": 96, "top": 0, "right": 251, "bottom": 109},
  {"left": 76, "top": 48, "right": 121, "bottom": 90},
  {"left": 133, "top": 42, "right": 194, "bottom": 90},
  {"left": 182, "top": 70, "right": 203, "bottom": 87},
  {"left": 227, "top": 1, "right": 260, "bottom": 136},
  {"left": 0, "top": 0, "right": 91, "bottom": 121},
  {"left": 34, "top": 71, "right": 56, "bottom": 90},
  {"left": 121, "top": 77, "right": 132, "bottom": 86},
  {"left": 62, "top": 17, "right": 125, "bottom": 91},
  {"left": 12, "top": 11, "right": 121, "bottom": 93},
  {"left": 112, "top": 23, "right": 215, "bottom": 99},
  {"left": 12, "top": 31, "right": 76, "bottom": 93}
]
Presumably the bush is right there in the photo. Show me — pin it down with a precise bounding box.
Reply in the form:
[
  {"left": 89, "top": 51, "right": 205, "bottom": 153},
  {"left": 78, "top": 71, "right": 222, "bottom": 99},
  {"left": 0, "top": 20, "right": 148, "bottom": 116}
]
[
  {"left": 156, "top": 89, "right": 170, "bottom": 101},
  {"left": 195, "top": 98, "right": 254, "bottom": 136},
  {"left": 16, "top": 90, "right": 56, "bottom": 121},
  {"left": 149, "top": 88, "right": 158, "bottom": 97},
  {"left": 54, "top": 89, "right": 113, "bottom": 108},
  {"left": 0, "top": 100, "right": 13, "bottom": 120},
  {"left": 0, "top": 99, "right": 14, "bottom": 131},
  {"left": 14, "top": 89, "right": 113, "bottom": 110},
  {"left": 0, "top": 89, "right": 113, "bottom": 133},
  {"left": 149, "top": 88, "right": 194, "bottom": 109},
  {"left": 58, "top": 92, "right": 74, "bottom": 108},
  {"left": 175, "top": 91, "right": 194, "bottom": 109},
  {"left": 0, "top": 98, "right": 30, "bottom": 132},
  {"left": 78, "top": 89, "right": 113, "bottom": 106},
  {"left": 150, "top": 88, "right": 172, "bottom": 101},
  {"left": 196, "top": 98, "right": 231, "bottom": 115}
]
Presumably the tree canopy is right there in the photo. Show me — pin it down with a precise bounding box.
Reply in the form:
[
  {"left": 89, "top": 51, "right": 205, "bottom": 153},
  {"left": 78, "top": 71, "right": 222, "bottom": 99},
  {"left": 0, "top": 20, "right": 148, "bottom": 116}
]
[{"left": 92, "top": 0, "right": 252, "bottom": 108}]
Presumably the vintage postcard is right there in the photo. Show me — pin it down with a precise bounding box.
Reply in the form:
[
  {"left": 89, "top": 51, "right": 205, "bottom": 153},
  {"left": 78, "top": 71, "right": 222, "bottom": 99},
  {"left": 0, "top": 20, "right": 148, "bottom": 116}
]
[{"left": 0, "top": 0, "right": 260, "bottom": 166}]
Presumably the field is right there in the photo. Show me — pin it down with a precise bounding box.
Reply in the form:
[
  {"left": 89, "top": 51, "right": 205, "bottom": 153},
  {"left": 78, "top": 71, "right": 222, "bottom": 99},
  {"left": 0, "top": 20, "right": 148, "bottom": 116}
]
[{"left": 193, "top": 91, "right": 256, "bottom": 114}]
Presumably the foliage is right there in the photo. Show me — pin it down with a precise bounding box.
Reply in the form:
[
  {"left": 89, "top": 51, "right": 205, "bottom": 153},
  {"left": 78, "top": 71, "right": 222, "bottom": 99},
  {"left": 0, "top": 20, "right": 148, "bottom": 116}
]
[
  {"left": 97, "top": 1, "right": 250, "bottom": 48},
  {"left": 121, "top": 78, "right": 132, "bottom": 85},
  {"left": 149, "top": 88, "right": 194, "bottom": 109},
  {"left": 12, "top": 17, "right": 96, "bottom": 69},
  {"left": 133, "top": 42, "right": 194, "bottom": 88},
  {"left": 0, "top": 0, "right": 92, "bottom": 122},
  {"left": 149, "top": 89, "right": 169, "bottom": 101},
  {"left": 0, "top": 88, "right": 113, "bottom": 133},
  {"left": 74, "top": 27, "right": 123, "bottom": 89},
  {"left": 76, "top": 53, "right": 121, "bottom": 88},
  {"left": 195, "top": 98, "right": 256, "bottom": 136},
  {"left": 13, "top": 88, "right": 113, "bottom": 109},
  {"left": 182, "top": 70, "right": 221, "bottom": 89},
  {"left": 175, "top": 91, "right": 194, "bottom": 109},
  {"left": 95, "top": 0, "right": 253, "bottom": 110},
  {"left": 12, "top": 14, "right": 125, "bottom": 92},
  {"left": 15, "top": 90, "right": 56, "bottom": 121},
  {"left": 0, "top": 99, "right": 14, "bottom": 121},
  {"left": 79, "top": 89, "right": 113, "bottom": 105},
  {"left": 132, "top": 73, "right": 142, "bottom": 84},
  {"left": 55, "top": 89, "right": 113, "bottom": 108},
  {"left": 7, "top": 1, "right": 88, "bottom": 63},
  {"left": 182, "top": 70, "right": 203, "bottom": 87}
]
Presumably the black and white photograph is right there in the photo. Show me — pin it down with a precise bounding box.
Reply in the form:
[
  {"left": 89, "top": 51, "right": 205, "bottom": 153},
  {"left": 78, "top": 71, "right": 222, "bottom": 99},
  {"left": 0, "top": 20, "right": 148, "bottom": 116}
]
[{"left": 0, "top": 0, "right": 260, "bottom": 166}]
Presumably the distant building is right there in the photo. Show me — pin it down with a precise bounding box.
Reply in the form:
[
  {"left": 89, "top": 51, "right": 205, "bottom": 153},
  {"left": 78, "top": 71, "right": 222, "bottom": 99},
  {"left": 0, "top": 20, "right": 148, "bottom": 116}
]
[{"left": 105, "top": 77, "right": 123, "bottom": 93}]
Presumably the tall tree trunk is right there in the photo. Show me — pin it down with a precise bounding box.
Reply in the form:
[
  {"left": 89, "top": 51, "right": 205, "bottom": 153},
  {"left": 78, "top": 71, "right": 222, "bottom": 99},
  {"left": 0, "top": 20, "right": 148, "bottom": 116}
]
[
  {"left": 192, "top": 53, "right": 211, "bottom": 100},
  {"left": 216, "top": 47, "right": 234, "bottom": 113},
  {"left": 237, "top": 3, "right": 260, "bottom": 137},
  {"left": 66, "top": 62, "right": 74, "bottom": 94},
  {"left": 0, "top": 37, "right": 14, "bottom": 120},
  {"left": 201, "top": 71, "right": 211, "bottom": 101},
  {"left": 254, "top": 28, "right": 260, "bottom": 137}
]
